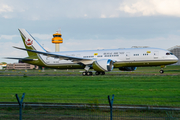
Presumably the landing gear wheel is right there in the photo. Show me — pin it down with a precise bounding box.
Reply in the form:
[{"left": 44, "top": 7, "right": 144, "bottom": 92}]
[
  {"left": 82, "top": 71, "right": 93, "bottom": 76},
  {"left": 82, "top": 72, "right": 87, "bottom": 76},
  {"left": 90, "top": 72, "right": 93, "bottom": 75},
  {"left": 95, "top": 71, "right": 100, "bottom": 75},
  {"left": 159, "top": 70, "right": 164, "bottom": 74},
  {"left": 87, "top": 72, "right": 91, "bottom": 76},
  {"left": 101, "top": 72, "right": 105, "bottom": 75}
]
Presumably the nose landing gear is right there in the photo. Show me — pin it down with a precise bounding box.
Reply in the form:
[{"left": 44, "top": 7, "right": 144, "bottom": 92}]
[
  {"left": 159, "top": 70, "right": 164, "bottom": 74},
  {"left": 159, "top": 65, "right": 165, "bottom": 74}
]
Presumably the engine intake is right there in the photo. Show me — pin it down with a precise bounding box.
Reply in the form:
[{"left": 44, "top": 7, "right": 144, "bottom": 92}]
[{"left": 93, "top": 59, "right": 114, "bottom": 72}]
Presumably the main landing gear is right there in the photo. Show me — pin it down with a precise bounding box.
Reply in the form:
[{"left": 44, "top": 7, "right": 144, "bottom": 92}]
[
  {"left": 82, "top": 71, "right": 93, "bottom": 76},
  {"left": 82, "top": 71, "right": 106, "bottom": 76},
  {"left": 95, "top": 71, "right": 105, "bottom": 75},
  {"left": 82, "top": 66, "right": 93, "bottom": 76},
  {"left": 82, "top": 66, "right": 106, "bottom": 76}
]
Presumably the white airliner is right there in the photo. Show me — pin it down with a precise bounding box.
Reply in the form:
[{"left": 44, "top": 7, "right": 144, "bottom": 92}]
[{"left": 7, "top": 29, "right": 178, "bottom": 76}]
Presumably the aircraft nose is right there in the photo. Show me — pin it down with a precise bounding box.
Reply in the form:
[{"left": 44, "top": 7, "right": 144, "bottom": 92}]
[{"left": 173, "top": 55, "right": 178, "bottom": 62}]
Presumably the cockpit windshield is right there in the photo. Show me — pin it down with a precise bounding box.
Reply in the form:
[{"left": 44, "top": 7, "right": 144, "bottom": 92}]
[{"left": 166, "top": 52, "right": 173, "bottom": 55}]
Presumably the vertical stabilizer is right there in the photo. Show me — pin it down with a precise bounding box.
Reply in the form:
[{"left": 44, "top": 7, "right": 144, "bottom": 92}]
[{"left": 18, "top": 29, "right": 46, "bottom": 57}]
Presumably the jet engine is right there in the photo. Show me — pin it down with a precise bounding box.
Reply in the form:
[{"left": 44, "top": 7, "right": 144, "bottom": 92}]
[
  {"left": 92, "top": 59, "right": 114, "bottom": 72},
  {"left": 119, "top": 67, "right": 137, "bottom": 71}
]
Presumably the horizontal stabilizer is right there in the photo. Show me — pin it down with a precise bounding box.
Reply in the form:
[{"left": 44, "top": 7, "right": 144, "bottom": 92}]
[{"left": 5, "top": 57, "right": 34, "bottom": 61}]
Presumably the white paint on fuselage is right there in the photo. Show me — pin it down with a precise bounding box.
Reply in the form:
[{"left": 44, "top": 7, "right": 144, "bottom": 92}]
[{"left": 38, "top": 47, "right": 178, "bottom": 67}]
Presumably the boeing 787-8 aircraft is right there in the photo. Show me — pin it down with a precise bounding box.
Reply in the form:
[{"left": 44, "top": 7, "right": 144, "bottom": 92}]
[{"left": 6, "top": 29, "right": 178, "bottom": 76}]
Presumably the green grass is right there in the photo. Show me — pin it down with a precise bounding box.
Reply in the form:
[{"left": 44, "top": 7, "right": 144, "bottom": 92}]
[
  {"left": 1, "top": 66, "right": 180, "bottom": 119},
  {"left": 1, "top": 65, "right": 180, "bottom": 75},
  {"left": 0, "top": 73, "right": 180, "bottom": 106},
  {"left": 1, "top": 107, "right": 180, "bottom": 120}
]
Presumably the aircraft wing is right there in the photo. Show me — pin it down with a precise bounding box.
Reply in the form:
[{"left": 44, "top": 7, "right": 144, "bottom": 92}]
[{"left": 13, "top": 46, "right": 94, "bottom": 64}]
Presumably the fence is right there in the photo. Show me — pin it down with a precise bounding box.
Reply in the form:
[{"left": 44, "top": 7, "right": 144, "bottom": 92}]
[
  {"left": 0, "top": 93, "right": 180, "bottom": 119},
  {"left": 1, "top": 103, "right": 180, "bottom": 119}
]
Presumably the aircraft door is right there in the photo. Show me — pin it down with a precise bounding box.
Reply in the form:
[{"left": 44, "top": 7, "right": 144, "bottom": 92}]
[
  {"left": 126, "top": 52, "right": 130, "bottom": 60},
  {"left": 154, "top": 51, "right": 159, "bottom": 59},
  {"left": 76, "top": 54, "right": 81, "bottom": 58}
]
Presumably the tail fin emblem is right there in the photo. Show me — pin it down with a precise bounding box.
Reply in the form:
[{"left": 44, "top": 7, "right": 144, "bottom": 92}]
[{"left": 25, "top": 38, "right": 33, "bottom": 46}]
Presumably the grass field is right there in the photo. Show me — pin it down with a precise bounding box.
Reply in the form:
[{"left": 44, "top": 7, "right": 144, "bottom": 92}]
[
  {"left": 1, "top": 65, "right": 180, "bottom": 76},
  {"left": 0, "top": 66, "right": 180, "bottom": 106},
  {"left": 1, "top": 107, "right": 179, "bottom": 120}
]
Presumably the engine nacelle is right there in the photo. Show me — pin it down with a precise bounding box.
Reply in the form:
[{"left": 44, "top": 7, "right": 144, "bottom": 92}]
[
  {"left": 119, "top": 67, "right": 137, "bottom": 71},
  {"left": 93, "top": 59, "right": 114, "bottom": 72}
]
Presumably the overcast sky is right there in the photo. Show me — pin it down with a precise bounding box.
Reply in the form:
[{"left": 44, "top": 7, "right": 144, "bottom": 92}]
[{"left": 0, "top": 0, "right": 180, "bottom": 63}]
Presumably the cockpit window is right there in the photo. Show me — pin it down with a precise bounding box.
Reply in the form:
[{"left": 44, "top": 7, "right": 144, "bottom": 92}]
[{"left": 166, "top": 52, "right": 173, "bottom": 55}]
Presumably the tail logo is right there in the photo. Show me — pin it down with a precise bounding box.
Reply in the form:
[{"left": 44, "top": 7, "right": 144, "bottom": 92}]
[{"left": 25, "top": 38, "right": 33, "bottom": 47}]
